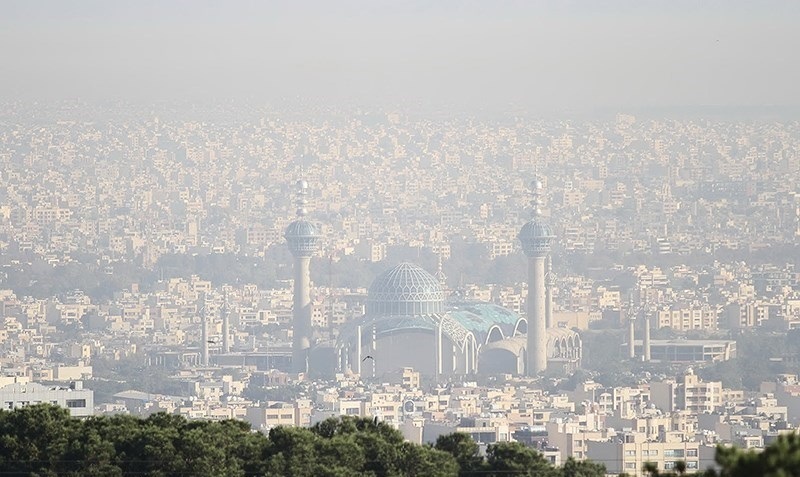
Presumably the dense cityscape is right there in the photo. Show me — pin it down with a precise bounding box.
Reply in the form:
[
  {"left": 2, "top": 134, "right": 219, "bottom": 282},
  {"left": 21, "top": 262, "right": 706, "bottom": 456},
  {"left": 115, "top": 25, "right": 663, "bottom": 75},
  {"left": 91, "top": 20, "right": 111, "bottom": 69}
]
[
  {"left": 2, "top": 0, "right": 799, "bottom": 474},
  {"left": 0, "top": 101, "right": 798, "bottom": 475}
]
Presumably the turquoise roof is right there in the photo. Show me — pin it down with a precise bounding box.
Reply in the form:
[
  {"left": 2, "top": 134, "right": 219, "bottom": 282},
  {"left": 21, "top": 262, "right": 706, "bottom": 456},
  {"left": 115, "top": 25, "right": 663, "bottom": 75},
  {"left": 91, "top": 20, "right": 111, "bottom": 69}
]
[
  {"left": 372, "top": 314, "right": 438, "bottom": 334},
  {"left": 445, "top": 302, "right": 523, "bottom": 338},
  {"left": 337, "top": 301, "right": 524, "bottom": 349}
]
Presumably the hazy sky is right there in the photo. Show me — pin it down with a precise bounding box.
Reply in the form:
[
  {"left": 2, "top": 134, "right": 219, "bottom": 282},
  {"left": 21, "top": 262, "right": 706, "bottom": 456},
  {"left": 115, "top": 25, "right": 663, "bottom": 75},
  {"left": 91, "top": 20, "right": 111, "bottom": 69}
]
[{"left": 1, "top": 1, "right": 798, "bottom": 112}]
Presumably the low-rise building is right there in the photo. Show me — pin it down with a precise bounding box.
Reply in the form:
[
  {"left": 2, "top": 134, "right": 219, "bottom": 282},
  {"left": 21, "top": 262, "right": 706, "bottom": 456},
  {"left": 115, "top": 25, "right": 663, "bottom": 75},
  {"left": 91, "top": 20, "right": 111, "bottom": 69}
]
[{"left": 0, "top": 380, "right": 93, "bottom": 417}]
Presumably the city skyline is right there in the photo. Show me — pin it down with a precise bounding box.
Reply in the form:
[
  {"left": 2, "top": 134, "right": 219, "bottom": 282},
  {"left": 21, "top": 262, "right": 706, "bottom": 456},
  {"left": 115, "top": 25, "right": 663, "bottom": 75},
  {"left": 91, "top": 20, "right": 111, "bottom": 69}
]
[{"left": 1, "top": 3, "right": 800, "bottom": 475}]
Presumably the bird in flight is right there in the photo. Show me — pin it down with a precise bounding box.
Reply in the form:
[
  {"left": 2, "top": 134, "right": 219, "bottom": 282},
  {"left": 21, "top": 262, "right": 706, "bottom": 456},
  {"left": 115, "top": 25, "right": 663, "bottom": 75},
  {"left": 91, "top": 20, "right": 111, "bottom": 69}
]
[{"left": 362, "top": 355, "right": 374, "bottom": 362}]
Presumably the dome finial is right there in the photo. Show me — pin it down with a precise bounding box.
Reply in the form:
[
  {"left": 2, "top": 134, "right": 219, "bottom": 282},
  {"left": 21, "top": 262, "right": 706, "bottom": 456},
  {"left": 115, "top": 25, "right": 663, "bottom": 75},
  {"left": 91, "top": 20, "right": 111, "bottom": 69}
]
[
  {"left": 529, "top": 177, "right": 544, "bottom": 218},
  {"left": 435, "top": 251, "right": 447, "bottom": 285},
  {"left": 295, "top": 179, "right": 309, "bottom": 217},
  {"left": 285, "top": 178, "right": 321, "bottom": 258},
  {"left": 545, "top": 255, "right": 556, "bottom": 287}
]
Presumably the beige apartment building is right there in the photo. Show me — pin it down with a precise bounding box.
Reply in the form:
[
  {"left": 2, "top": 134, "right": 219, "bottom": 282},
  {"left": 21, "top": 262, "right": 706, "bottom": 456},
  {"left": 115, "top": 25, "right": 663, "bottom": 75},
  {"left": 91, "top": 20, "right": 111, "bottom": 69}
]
[
  {"left": 723, "top": 301, "right": 771, "bottom": 328},
  {"left": 657, "top": 305, "right": 718, "bottom": 331},
  {"left": 245, "top": 400, "right": 313, "bottom": 431},
  {"left": 587, "top": 434, "right": 715, "bottom": 476},
  {"left": 546, "top": 419, "right": 608, "bottom": 461},
  {"left": 650, "top": 370, "right": 723, "bottom": 414}
]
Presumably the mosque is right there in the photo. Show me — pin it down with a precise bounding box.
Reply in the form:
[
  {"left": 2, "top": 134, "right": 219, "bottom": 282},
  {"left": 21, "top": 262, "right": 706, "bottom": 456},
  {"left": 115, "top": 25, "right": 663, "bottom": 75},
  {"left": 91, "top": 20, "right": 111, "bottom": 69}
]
[{"left": 286, "top": 179, "right": 582, "bottom": 378}]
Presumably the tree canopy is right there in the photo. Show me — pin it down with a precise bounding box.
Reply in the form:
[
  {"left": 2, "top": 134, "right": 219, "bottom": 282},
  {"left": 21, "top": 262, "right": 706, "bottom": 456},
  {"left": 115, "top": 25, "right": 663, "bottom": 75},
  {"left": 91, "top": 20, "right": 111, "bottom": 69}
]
[
  {"left": 0, "top": 406, "right": 598, "bottom": 477},
  {"left": 1, "top": 404, "right": 799, "bottom": 477}
]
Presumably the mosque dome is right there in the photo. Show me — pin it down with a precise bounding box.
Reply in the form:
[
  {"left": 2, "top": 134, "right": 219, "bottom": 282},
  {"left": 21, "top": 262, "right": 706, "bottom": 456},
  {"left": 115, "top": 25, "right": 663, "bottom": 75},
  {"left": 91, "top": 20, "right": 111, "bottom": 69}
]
[
  {"left": 284, "top": 219, "right": 321, "bottom": 257},
  {"left": 366, "top": 262, "right": 445, "bottom": 316}
]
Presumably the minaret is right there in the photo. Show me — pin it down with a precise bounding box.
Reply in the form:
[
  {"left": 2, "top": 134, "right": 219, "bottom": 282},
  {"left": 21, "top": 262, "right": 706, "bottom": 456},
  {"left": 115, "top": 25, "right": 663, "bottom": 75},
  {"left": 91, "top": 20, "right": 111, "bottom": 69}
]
[
  {"left": 221, "top": 295, "right": 231, "bottom": 354},
  {"left": 626, "top": 294, "right": 636, "bottom": 359},
  {"left": 284, "top": 180, "right": 321, "bottom": 374},
  {"left": 199, "top": 292, "right": 209, "bottom": 366},
  {"left": 628, "top": 318, "right": 636, "bottom": 359},
  {"left": 518, "top": 178, "right": 554, "bottom": 376},
  {"left": 640, "top": 289, "right": 653, "bottom": 362},
  {"left": 356, "top": 325, "right": 362, "bottom": 376},
  {"left": 643, "top": 308, "right": 652, "bottom": 362}
]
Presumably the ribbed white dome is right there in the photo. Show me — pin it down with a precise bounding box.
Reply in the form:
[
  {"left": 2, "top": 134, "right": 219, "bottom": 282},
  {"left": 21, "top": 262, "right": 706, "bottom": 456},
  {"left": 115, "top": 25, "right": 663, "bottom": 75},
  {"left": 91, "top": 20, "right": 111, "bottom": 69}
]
[{"left": 366, "top": 262, "right": 444, "bottom": 316}]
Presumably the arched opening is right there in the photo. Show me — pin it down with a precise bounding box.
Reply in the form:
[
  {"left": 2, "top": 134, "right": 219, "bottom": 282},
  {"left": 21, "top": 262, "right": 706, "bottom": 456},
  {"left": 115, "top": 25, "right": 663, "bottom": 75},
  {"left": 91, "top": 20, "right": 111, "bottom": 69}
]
[
  {"left": 486, "top": 325, "right": 504, "bottom": 344},
  {"left": 513, "top": 318, "right": 528, "bottom": 336}
]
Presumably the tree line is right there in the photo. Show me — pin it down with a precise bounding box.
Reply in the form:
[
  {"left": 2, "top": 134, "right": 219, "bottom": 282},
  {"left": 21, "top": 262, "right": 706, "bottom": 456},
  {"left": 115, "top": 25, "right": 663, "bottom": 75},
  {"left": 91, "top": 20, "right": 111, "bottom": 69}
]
[{"left": 0, "top": 404, "right": 798, "bottom": 476}]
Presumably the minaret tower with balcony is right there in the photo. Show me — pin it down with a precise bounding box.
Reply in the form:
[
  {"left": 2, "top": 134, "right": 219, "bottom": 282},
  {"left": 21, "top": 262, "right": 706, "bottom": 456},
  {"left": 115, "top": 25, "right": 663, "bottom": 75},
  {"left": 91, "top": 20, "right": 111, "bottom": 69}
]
[
  {"left": 284, "top": 180, "right": 321, "bottom": 374},
  {"left": 518, "top": 179, "right": 555, "bottom": 376}
]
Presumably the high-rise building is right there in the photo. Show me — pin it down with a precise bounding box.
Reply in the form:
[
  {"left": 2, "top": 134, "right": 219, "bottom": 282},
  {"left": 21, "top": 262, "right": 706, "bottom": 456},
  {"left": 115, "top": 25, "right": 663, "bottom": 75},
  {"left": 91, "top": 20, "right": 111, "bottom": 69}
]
[
  {"left": 518, "top": 179, "right": 554, "bottom": 376},
  {"left": 284, "top": 180, "right": 321, "bottom": 374}
]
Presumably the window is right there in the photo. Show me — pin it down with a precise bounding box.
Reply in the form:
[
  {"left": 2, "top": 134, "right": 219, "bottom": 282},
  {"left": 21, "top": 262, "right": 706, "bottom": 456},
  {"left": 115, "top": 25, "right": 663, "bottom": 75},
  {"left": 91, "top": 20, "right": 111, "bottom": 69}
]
[
  {"left": 65, "top": 399, "right": 86, "bottom": 408},
  {"left": 625, "top": 463, "right": 636, "bottom": 469},
  {"left": 687, "top": 461, "right": 698, "bottom": 469},
  {"left": 664, "top": 449, "right": 684, "bottom": 458},
  {"left": 687, "top": 449, "right": 698, "bottom": 457},
  {"left": 664, "top": 462, "right": 676, "bottom": 470},
  {"left": 625, "top": 450, "right": 636, "bottom": 456}
]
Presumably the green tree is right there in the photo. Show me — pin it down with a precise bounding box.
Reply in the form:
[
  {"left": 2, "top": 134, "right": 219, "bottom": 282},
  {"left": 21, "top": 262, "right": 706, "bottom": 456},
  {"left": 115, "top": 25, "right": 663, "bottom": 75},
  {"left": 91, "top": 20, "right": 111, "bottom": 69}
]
[
  {"left": 0, "top": 404, "right": 76, "bottom": 476},
  {"left": 314, "top": 434, "right": 369, "bottom": 477},
  {"left": 312, "top": 416, "right": 408, "bottom": 476},
  {"left": 560, "top": 456, "right": 607, "bottom": 477},
  {"left": 485, "top": 441, "right": 557, "bottom": 477},
  {"left": 399, "top": 442, "right": 459, "bottom": 477},
  {"left": 60, "top": 416, "right": 123, "bottom": 476},
  {"left": 714, "top": 433, "right": 800, "bottom": 477},
  {"left": 266, "top": 425, "right": 320, "bottom": 476},
  {"left": 21, "top": 406, "right": 800, "bottom": 477},
  {"left": 434, "top": 432, "right": 485, "bottom": 476}
]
